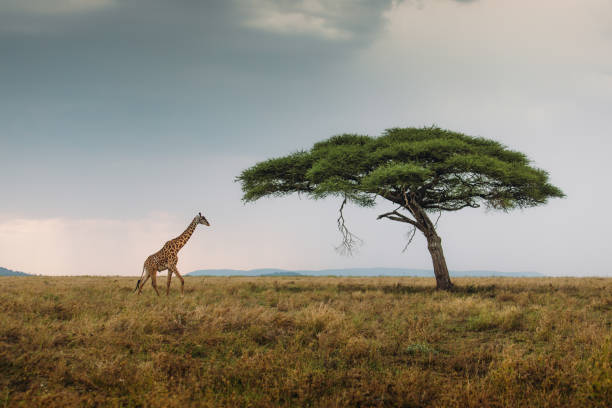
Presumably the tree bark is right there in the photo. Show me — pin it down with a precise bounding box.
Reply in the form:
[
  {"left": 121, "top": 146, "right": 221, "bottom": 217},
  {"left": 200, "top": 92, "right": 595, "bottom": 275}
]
[{"left": 425, "top": 232, "right": 453, "bottom": 290}]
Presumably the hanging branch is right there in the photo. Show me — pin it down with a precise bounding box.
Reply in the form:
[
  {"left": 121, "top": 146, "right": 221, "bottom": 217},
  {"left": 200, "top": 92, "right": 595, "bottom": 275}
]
[
  {"left": 434, "top": 210, "right": 442, "bottom": 229},
  {"left": 398, "top": 187, "right": 421, "bottom": 252},
  {"left": 401, "top": 225, "right": 417, "bottom": 253},
  {"left": 336, "top": 197, "right": 363, "bottom": 255}
]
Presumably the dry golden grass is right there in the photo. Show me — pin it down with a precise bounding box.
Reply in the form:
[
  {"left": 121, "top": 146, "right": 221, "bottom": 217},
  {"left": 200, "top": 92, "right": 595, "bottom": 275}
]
[{"left": 0, "top": 276, "right": 610, "bottom": 407}]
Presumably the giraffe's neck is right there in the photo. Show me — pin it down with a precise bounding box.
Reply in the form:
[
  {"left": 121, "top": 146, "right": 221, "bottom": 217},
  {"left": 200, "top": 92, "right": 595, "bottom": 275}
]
[{"left": 172, "top": 217, "right": 198, "bottom": 251}]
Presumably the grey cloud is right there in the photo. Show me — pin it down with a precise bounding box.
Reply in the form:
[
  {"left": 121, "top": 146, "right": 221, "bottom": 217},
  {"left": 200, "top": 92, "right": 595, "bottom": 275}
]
[
  {"left": 1, "top": 0, "right": 396, "bottom": 45},
  {"left": 0, "top": 0, "right": 399, "bottom": 87},
  {"left": 238, "top": 0, "right": 395, "bottom": 40},
  {"left": 0, "top": 0, "right": 483, "bottom": 156},
  {"left": 1, "top": 0, "right": 115, "bottom": 15},
  {"left": 0, "top": 0, "right": 398, "bottom": 154}
]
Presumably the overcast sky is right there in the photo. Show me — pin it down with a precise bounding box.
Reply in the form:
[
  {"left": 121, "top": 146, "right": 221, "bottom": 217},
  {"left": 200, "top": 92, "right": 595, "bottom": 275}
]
[{"left": 1, "top": 0, "right": 611, "bottom": 276}]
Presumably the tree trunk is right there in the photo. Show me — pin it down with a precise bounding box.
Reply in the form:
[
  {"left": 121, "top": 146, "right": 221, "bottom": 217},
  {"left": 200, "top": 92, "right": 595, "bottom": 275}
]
[
  {"left": 426, "top": 233, "right": 453, "bottom": 290},
  {"left": 404, "top": 197, "right": 454, "bottom": 290}
]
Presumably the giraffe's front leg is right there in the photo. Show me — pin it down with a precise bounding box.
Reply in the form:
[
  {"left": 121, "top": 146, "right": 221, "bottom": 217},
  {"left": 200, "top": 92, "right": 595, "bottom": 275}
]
[{"left": 169, "top": 265, "right": 185, "bottom": 295}]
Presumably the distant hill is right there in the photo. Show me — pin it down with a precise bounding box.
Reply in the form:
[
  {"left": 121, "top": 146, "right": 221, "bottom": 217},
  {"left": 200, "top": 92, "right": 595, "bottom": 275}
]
[
  {"left": 187, "top": 268, "right": 544, "bottom": 278},
  {"left": 260, "top": 271, "right": 304, "bottom": 277},
  {"left": 0, "top": 267, "right": 31, "bottom": 277}
]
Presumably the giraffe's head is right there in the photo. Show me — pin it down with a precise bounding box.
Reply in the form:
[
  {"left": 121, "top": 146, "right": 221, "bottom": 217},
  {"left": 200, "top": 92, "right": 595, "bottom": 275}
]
[{"left": 197, "top": 212, "right": 210, "bottom": 226}]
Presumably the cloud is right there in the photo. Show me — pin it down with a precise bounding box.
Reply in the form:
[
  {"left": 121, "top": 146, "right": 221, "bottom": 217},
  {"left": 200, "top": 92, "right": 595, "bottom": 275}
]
[
  {"left": 236, "top": 0, "right": 481, "bottom": 43},
  {"left": 0, "top": 213, "right": 181, "bottom": 276},
  {"left": 243, "top": 7, "right": 351, "bottom": 40},
  {"left": 2, "top": 0, "right": 114, "bottom": 15},
  {"left": 0, "top": 0, "right": 116, "bottom": 34},
  {"left": 0, "top": 0, "right": 397, "bottom": 72},
  {"left": 239, "top": 0, "right": 396, "bottom": 41},
  {"left": 0, "top": 0, "right": 401, "bottom": 135},
  {"left": 0, "top": 0, "right": 396, "bottom": 48}
]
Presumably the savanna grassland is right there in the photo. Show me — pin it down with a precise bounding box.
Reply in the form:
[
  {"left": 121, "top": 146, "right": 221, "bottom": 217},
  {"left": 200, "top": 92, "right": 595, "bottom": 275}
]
[{"left": 0, "top": 276, "right": 610, "bottom": 407}]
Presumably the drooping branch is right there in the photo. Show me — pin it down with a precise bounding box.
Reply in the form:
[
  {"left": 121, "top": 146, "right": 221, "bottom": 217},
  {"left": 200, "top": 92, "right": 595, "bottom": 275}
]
[
  {"left": 401, "top": 225, "right": 417, "bottom": 253},
  {"left": 433, "top": 210, "right": 442, "bottom": 229},
  {"left": 336, "top": 197, "right": 363, "bottom": 255}
]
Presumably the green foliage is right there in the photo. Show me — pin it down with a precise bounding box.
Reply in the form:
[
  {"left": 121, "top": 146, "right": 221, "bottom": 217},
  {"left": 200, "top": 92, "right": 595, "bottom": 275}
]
[{"left": 237, "top": 127, "right": 564, "bottom": 212}]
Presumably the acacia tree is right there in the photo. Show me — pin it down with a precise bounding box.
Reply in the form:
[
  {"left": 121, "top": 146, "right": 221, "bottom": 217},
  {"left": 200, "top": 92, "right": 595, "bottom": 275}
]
[{"left": 237, "top": 127, "right": 564, "bottom": 290}]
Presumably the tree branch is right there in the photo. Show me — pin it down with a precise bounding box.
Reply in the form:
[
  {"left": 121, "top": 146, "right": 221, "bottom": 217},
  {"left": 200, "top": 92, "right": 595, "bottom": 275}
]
[
  {"left": 336, "top": 197, "right": 363, "bottom": 255},
  {"left": 433, "top": 210, "right": 442, "bottom": 229},
  {"left": 401, "top": 225, "right": 417, "bottom": 253},
  {"left": 426, "top": 202, "right": 480, "bottom": 211},
  {"left": 376, "top": 210, "right": 424, "bottom": 231}
]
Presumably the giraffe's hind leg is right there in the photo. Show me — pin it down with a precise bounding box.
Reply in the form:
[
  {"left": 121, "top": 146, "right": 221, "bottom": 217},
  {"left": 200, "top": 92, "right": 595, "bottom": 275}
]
[
  {"left": 150, "top": 271, "right": 160, "bottom": 296},
  {"left": 169, "top": 265, "right": 185, "bottom": 295},
  {"left": 137, "top": 271, "right": 151, "bottom": 295}
]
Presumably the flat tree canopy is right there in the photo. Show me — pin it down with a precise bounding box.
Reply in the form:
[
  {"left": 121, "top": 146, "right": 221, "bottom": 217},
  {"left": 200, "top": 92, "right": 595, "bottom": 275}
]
[{"left": 237, "top": 127, "right": 564, "bottom": 289}]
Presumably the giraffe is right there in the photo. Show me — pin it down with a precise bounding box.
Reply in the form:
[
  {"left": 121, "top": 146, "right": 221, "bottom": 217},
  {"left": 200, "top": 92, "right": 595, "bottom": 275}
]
[{"left": 135, "top": 212, "right": 210, "bottom": 296}]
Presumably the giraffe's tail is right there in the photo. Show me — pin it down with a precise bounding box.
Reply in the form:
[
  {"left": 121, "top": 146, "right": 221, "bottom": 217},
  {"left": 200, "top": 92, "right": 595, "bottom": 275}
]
[{"left": 134, "top": 265, "right": 146, "bottom": 293}]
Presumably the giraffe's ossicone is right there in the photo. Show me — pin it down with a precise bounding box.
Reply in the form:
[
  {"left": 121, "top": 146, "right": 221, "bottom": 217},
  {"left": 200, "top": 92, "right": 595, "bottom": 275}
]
[{"left": 135, "top": 212, "right": 210, "bottom": 296}]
